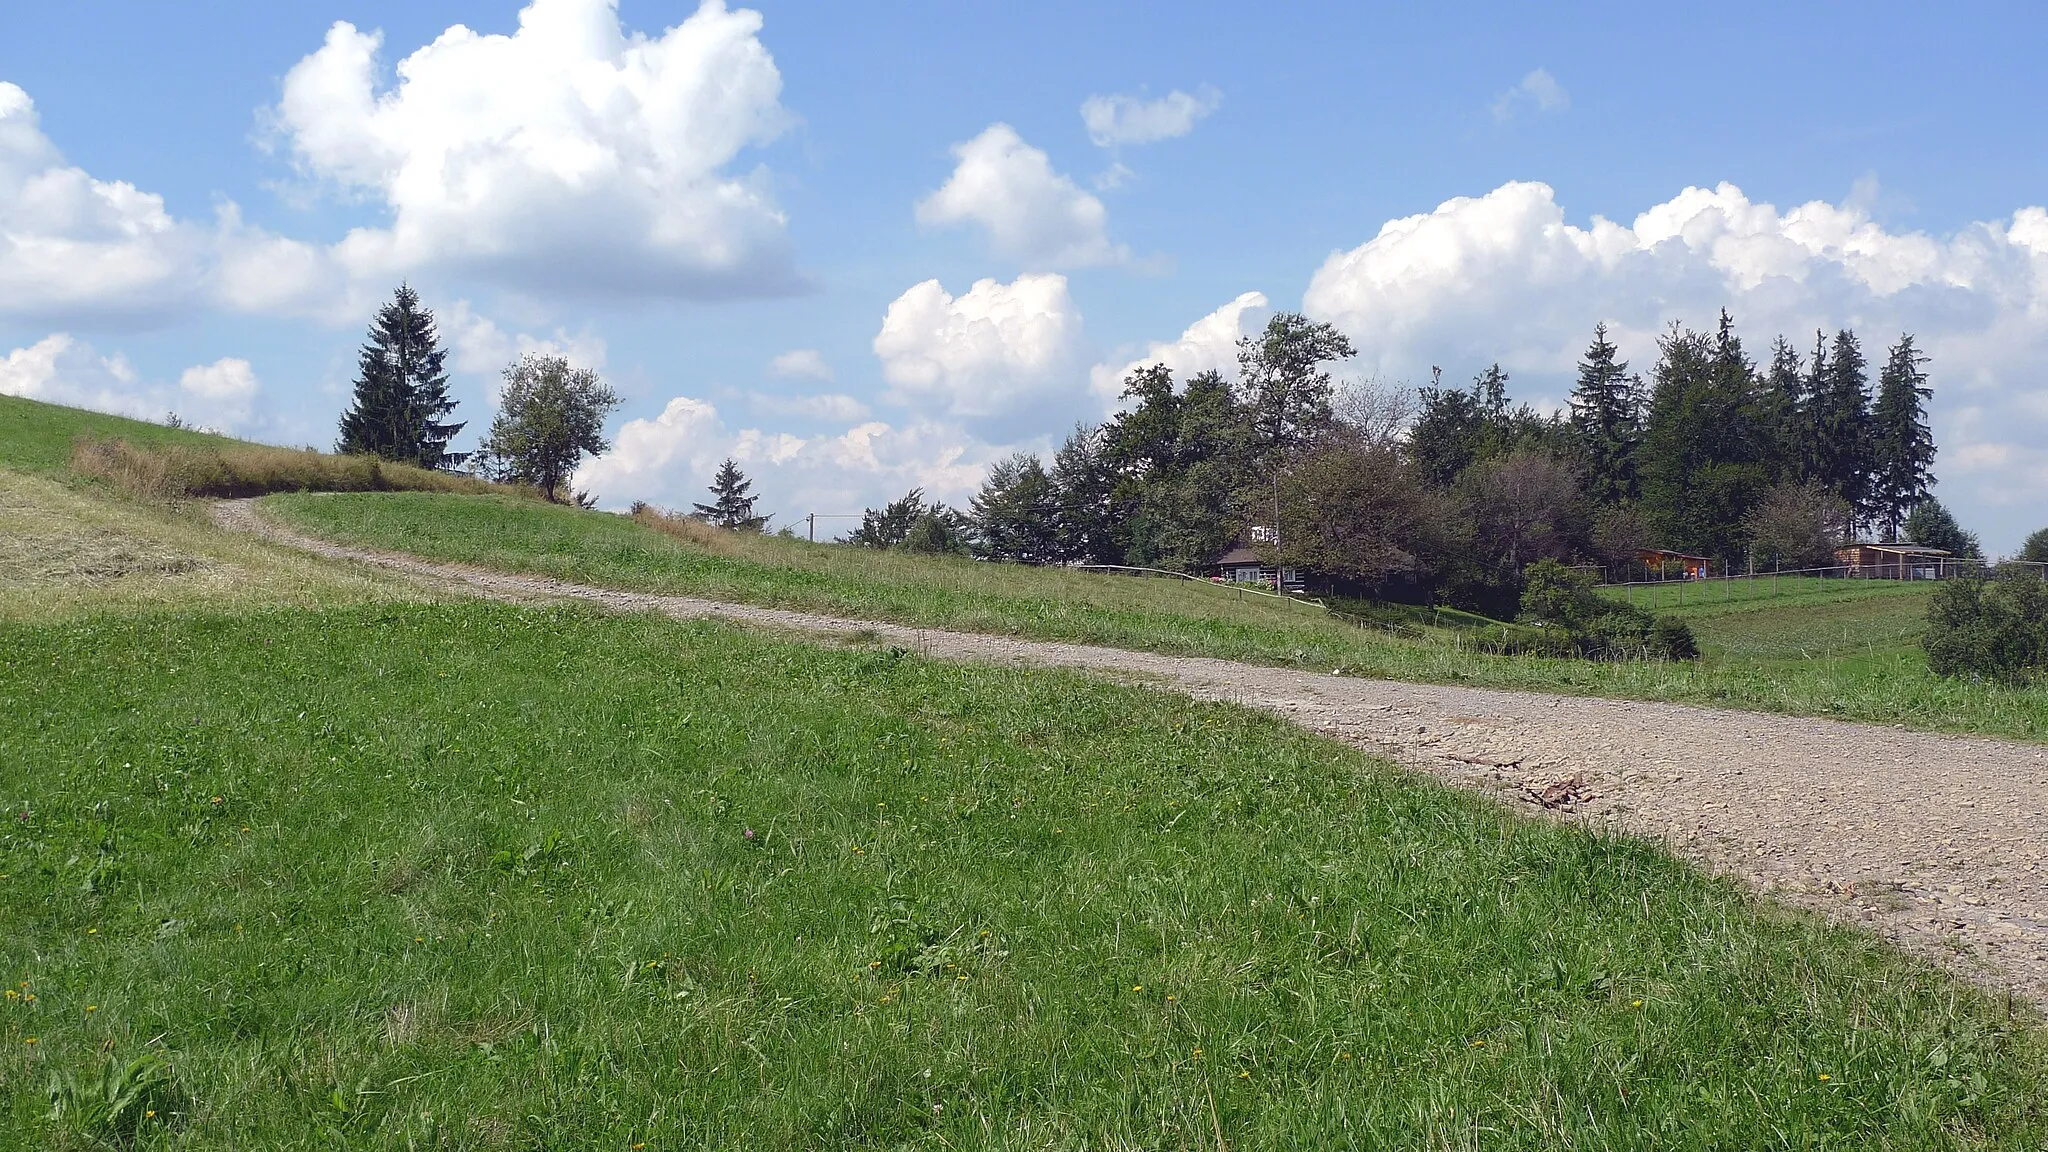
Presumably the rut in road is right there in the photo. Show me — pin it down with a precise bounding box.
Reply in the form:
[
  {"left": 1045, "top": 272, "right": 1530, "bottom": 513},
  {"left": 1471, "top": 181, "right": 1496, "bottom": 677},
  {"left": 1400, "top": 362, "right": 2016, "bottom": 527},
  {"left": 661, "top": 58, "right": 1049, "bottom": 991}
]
[{"left": 214, "top": 498, "right": 2048, "bottom": 1007}]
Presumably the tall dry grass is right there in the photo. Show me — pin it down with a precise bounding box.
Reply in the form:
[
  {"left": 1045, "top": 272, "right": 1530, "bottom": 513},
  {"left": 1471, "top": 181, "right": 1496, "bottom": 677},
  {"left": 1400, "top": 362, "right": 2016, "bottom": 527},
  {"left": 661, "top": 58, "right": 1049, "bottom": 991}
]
[{"left": 69, "top": 436, "right": 511, "bottom": 500}]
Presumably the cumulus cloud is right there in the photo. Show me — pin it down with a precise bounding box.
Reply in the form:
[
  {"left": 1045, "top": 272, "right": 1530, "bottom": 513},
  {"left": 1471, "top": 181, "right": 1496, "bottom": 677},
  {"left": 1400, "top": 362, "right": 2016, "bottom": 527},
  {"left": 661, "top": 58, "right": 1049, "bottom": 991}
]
[
  {"left": 269, "top": 0, "right": 799, "bottom": 299},
  {"left": 1081, "top": 86, "right": 1221, "bottom": 148},
  {"left": 766, "top": 348, "right": 833, "bottom": 381},
  {"left": 916, "top": 124, "right": 1125, "bottom": 268},
  {"left": 574, "top": 394, "right": 997, "bottom": 521},
  {"left": 873, "top": 273, "right": 1086, "bottom": 423},
  {"left": 1491, "top": 68, "right": 1569, "bottom": 121},
  {"left": 1301, "top": 179, "right": 2048, "bottom": 549},
  {"left": 1089, "top": 290, "right": 1269, "bottom": 406},
  {"left": 440, "top": 300, "right": 608, "bottom": 380},
  {"left": 1, "top": 334, "right": 266, "bottom": 432}
]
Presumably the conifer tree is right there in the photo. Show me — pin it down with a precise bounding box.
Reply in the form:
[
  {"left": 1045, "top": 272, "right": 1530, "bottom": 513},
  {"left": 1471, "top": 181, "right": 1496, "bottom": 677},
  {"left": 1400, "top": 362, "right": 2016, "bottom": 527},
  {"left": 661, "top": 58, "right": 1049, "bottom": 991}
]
[
  {"left": 1568, "top": 323, "right": 1639, "bottom": 506},
  {"left": 1639, "top": 314, "right": 1773, "bottom": 562},
  {"left": 692, "top": 458, "right": 769, "bottom": 530},
  {"left": 1759, "top": 336, "right": 1806, "bottom": 480},
  {"left": 337, "top": 284, "right": 465, "bottom": 468},
  {"left": 1805, "top": 329, "right": 1874, "bottom": 527},
  {"left": 1870, "top": 334, "right": 1936, "bottom": 541}
]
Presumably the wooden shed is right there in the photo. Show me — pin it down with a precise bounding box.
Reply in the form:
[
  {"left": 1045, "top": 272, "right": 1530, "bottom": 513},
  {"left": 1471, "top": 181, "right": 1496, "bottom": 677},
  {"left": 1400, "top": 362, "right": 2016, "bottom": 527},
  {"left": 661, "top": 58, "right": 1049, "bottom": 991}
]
[
  {"left": 1835, "top": 542, "right": 1950, "bottom": 579},
  {"left": 1636, "top": 548, "right": 1712, "bottom": 580}
]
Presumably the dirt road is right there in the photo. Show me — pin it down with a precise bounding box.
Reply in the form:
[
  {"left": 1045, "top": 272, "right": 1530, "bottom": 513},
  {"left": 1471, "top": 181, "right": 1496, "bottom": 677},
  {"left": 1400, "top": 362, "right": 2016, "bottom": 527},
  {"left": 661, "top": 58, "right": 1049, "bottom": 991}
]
[{"left": 216, "top": 499, "right": 2048, "bottom": 1005}]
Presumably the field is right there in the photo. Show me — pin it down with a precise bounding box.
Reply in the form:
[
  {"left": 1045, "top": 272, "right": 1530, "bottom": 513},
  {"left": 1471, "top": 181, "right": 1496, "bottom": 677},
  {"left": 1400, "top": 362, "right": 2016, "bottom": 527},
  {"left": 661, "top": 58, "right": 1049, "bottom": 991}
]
[
  {"left": 5, "top": 604, "right": 2046, "bottom": 1148},
  {"left": 262, "top": 490, "right": 2048, "bottom": 741},
  {"left": 7, "top": 396, "right": 2048, "bottom": 1146}
]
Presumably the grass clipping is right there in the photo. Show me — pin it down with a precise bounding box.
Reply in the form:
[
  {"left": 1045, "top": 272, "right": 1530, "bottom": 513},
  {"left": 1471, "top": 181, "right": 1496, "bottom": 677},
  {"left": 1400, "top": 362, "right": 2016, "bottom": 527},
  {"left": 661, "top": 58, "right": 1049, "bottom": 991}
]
[{"left": 69, "top": 435, "right": 504, "bottom": 500}]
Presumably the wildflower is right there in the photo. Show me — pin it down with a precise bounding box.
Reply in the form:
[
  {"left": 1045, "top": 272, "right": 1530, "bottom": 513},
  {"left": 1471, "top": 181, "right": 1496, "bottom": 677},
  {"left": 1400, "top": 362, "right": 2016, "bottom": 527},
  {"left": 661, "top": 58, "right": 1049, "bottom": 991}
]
[
  {"left": 23, "top": 1037, "right": 34, "bottom": 1045},
  {"left": 743, "top": 827, "right": 756, "bottom": 841},
  {"left": 1470, "top": 1040, "right": 1484, "bottom": 1047},
  {"left": 415, "top": 936, "right": 424, "bottom": 943},
  {"left": 5, "top": 990, "right": 16, "bottom": 1000},
  {"left": 86, "top": 928, "right": 97, "bottom": 935},
  {"left": 85, "top": 1005, "right": 97, "bottom": 1012},
  {"left": 1818, "top": 1073, "right": 1831, "bottom": 1082},
  {"left": 1131, "top": 984, "right": 1142, "bottom": 992},
  {"left": 1239, "top": 1070, "right": 1250, "bottom": 1079},
  {"left": 1339, "top": 1052, "right": 1353, "bottom": 1061},
  {"left": 1631, "top": 999, "right": 1643, "bottom": 1008},
  {"left": 211, "top": 796, "right": 223, "bottom": 804},
  {"left": 145, "top": 1110, "right": 154, "bottom": 1118},
  {"left": 1165, "top": 995, "right": 1177, "bottom": 1003}
]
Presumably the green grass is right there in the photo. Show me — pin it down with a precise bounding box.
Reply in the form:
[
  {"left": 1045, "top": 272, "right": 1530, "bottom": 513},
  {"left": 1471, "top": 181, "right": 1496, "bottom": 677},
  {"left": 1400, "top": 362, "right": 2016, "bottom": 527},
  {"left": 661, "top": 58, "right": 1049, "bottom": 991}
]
[
  {"left": 263, "top": 491, "right": 2048, "bottom": 741},
  {"left": 4, "top": 603, "right": 2044, "bottom": 1148},
  {"left": 0, "top": 394, "right": 260, "bottom": 476}
]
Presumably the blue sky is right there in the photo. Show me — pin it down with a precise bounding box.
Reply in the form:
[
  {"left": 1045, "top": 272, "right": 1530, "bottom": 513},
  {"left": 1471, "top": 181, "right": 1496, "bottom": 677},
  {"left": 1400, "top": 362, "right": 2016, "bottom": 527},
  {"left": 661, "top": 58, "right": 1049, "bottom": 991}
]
[{"left": 4, "top": 1, "right": 2047, "bottom": 549}]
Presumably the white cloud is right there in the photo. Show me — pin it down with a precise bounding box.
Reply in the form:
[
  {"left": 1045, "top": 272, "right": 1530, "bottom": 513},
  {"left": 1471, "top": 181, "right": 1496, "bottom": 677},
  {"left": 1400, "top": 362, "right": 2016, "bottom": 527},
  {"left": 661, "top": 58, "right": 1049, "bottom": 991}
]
[
  {"left": 766, "top": 348, "right": 833, "bottom": 381},
  {"left": 1089, "top": 290, "right": 1269, "bottom": 406},
  {"left": 751, "top": 392, "right": 870, "bottom": 422},
  {"left": 1081, "top": 86, "right": 1221, "bottom": 148},
  {"left": 1301, "top": 178, "right": 2048, "bottom": 550},
  {"left": 270, "top": 0, "right": 799, "bottom": 300},
  {"left": 440, "top": 300, "right": 608, "bottom": 379},
  {"left": 1491, "top": 68, "right": 1569, "bottom": 121},
  {"left": 574, "top": 394, "right": 998, "bottom": 521},
  {"left": 1, "top": 334, "right": 265, "bottom": 433},
  {"left": 178, "top": 357, "right": 259, "bottom": 400},
  {"left": 873, "top": 273, "right": 1086, "bottom": 423},
  {"left": 916, "top": 124, "right": 1125, "bottom": 268}
]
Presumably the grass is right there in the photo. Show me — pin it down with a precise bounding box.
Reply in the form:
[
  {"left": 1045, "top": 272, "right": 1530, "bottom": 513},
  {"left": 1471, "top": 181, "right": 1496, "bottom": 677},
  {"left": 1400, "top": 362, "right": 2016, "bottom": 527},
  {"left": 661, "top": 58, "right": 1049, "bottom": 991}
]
[
  {"left": 3, "top": 602, "right": 2045, "bottom": 1148},
  {"left": 0, "top": 468, "right": 417, "bottom": 621},
  {"left": 263, "top": 491, "right": 2048, "bottom": 741},
  {"left": 0, "top": 394, "right": 261, "bottom": 476}
]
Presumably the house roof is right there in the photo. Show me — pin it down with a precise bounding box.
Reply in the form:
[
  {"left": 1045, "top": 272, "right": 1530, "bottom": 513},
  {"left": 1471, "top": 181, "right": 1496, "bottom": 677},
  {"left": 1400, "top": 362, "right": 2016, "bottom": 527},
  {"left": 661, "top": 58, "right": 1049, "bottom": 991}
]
[
  {"left": 1639, "top": 548, "right": 1711, "bottom": 561},
  {"left": 1214, "top": 546, "right": 1264, "bottom": 566},
  {"left": 1841, "top": 543, "right": 1951, "bottom": 556}
]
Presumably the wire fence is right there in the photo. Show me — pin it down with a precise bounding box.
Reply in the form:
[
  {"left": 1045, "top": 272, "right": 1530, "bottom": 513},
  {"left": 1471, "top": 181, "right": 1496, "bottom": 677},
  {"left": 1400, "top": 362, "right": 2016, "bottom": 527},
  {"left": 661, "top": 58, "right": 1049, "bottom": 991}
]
[{"left": 1597, "top": 559, "right": 1985, "bottom": 611}]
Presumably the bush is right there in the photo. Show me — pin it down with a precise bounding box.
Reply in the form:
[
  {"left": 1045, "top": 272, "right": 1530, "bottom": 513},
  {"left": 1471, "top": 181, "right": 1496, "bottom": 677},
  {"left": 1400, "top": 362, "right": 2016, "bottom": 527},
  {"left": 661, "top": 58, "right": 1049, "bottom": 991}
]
[
  {"left": 1925, "top": 567, "right": 2048, "bottom": 684},
  {"left": 1511, "top": 559, "right": 1699, "bottom": 662},
  {"left": 70, "top": 436, "right": 508, "bottom": 500}
]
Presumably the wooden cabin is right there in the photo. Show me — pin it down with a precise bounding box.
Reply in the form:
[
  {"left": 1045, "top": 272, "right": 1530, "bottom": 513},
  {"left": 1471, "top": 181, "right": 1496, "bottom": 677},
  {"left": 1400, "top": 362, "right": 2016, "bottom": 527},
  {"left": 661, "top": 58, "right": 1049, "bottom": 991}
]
[
  {"left": 1835, "top": 542, "right": 1950, "bottom": 579},
  {"left": 1205, "top": 543, "right": 1305, "bottom": 592}
]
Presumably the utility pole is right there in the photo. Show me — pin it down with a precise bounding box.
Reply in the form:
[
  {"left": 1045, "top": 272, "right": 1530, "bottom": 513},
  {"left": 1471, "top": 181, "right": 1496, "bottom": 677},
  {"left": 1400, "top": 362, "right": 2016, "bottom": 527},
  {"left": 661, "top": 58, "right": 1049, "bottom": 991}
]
[{"left": 807, "top": 513, "right": 815, "bottom": 542}]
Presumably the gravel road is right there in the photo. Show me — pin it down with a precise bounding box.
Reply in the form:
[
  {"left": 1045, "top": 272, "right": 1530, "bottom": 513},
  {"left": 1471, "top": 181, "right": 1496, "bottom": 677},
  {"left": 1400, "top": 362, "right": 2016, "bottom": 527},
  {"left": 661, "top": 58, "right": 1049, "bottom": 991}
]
[{"left": 216, "top": 499, "right": 2048, "bottom": 1006}]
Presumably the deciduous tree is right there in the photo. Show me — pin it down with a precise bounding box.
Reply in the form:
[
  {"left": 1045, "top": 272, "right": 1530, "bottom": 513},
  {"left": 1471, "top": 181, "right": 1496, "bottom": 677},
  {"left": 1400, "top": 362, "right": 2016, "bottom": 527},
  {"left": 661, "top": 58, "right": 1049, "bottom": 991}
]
[{"left": 475, "top": 354, "right": 620, "bottom": 503}]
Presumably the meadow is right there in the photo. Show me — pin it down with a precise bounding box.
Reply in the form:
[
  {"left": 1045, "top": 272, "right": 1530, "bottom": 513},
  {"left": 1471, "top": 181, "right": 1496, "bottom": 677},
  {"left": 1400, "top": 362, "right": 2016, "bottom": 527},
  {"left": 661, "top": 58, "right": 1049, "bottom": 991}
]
[
  {"left": 4, "top": 604, "right": 2044, "bottom": 1148},
  {"left": 263, "top": 490, "right": 2048, "bottom": 741}
]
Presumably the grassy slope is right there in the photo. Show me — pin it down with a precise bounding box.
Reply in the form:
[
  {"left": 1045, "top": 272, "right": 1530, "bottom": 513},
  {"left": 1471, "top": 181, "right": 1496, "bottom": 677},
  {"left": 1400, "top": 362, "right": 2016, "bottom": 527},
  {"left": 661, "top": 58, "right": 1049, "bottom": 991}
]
[
  {"left": 0, "top": 393, "right": 261, "bottom": 476},
  {"left": 3, "top": 603, "right": 2044, "bottom": 1148},
  {"left": 265, "top": 491, "right": 2048, "bottom": 741},
  {"left": 0, "top": 398, "right": 415, "bottom": 619}
]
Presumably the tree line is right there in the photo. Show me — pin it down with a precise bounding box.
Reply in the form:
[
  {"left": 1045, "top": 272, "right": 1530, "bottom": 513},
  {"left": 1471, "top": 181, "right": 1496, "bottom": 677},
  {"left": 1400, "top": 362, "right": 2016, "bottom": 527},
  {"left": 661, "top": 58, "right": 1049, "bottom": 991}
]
[{"left": 846, "top": 309, "right": 1954, "bottom": 618}]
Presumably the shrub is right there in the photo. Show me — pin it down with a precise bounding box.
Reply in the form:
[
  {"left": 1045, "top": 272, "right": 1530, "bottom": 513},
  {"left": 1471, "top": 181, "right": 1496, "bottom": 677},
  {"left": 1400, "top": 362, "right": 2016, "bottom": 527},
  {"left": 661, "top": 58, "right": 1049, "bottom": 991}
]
[
  {"left": 1925, "top": 566, "right": 2048, "bottom": 684},
  {"left": 70, "top": 436, "right": 508, "bottom": 500},
  {"left": 1514, "top": 559, "right": 1699, "bottom": 662}
]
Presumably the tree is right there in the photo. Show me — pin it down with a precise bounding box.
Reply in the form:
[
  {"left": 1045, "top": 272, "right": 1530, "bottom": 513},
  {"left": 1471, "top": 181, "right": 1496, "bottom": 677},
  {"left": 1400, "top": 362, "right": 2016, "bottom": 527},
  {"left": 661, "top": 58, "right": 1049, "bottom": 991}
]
[
  {"left": 1460, "top": 450, "right": 1582, "bottom": 572},
  {"left": 475, "top": 355, "right": 621, "bottom": 503},
  {"left": 1047, "top": 424, "right": 1120, "bottom": 564},
  {"left": 1870, "top": 334, "right": 1936, "bottom": 540},
  {"left": 692, "top": 458, "right": 769, "bottom": 531},
  {"left": 1806, "top": 329, "right": 1875, "bottom": 524},
  {"left": 2020, "top": 528, "right": 2048, "bottom": 564},
  {"left": 337, "top": 284, "right": 466, "bottom": 469},
  {"left": 1332, "top": 376, "right": 1416, "bottom": 449},
  {"left": 847, "top": 489, "right": 930, "bottom": 549},
  {"left": 1759, "top": 335, "right": 1806, "bottom": 480},
  {"left": 1235, "top": 312, "right": 1355, "bottom": 544},
  {"left": 1409, "top": 366, "right": 1506, "bottom": 488},
  {"left": 970, "top": 452, "right": 1057, "bottom": 563},
  {"left": 901, "top": 504, "right": 972, "bottom": 555},
  {"left": 1744, "top": 480, "right": 1851, "bottom": 569},
  {"left": 1903, "top": 498, "right": 1980, "bottom": 559},
  {"left": 1276, "top": 441, "right": 1437, "bottom": 589},
  {"left": 1568, "top": 324, "right": 1640, "bottom": 505},
  {"left": 1638, "top": 316, "right": 1774, "bottom": 562}
]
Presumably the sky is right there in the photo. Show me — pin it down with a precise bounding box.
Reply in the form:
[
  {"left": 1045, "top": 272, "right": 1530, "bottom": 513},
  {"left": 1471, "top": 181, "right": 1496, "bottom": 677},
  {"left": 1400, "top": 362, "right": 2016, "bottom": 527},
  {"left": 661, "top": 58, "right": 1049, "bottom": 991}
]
[{"left": 4, "top": 0, "right": 2047, "bottom": 550}]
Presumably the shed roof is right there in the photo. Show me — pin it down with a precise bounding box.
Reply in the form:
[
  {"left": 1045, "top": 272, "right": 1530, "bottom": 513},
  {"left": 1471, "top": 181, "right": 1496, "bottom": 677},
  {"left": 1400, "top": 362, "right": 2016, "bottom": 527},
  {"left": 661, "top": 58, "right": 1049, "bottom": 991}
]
[
  {"left": 1843, "top": 543, "right": 1951, "bottom": 557},
  {"left": 1640, "top": 547, "right": 1711, "bottom": 561}
]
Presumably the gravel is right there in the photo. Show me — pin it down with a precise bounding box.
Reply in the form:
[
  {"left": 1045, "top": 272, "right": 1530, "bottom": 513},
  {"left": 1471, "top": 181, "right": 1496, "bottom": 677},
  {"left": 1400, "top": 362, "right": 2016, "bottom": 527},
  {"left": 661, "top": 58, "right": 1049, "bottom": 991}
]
[{"left": 216, "top": 498, "right": 2048, "bottom": 1006}]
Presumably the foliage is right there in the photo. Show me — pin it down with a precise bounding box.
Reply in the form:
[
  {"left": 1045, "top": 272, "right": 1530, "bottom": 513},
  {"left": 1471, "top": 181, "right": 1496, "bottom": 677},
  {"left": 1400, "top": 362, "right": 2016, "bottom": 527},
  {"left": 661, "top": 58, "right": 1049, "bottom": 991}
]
[
  {"left": 1925, "top": 566, "right": 2048, "bottom": 683},
  {"left": 1461, "top": 451, "right": 1582, "bottom": 572},
  {"left": 1870, "top": 335, "right": 1937, "bottom": 540},
  {"left": 692, "top": 458, "right": 769, "bottom": 531},
  {"left": 6, "top": 605, "right": 2048, "bottom": 1146},
  {"left": 1276, "top": 441, "right": 1437, "bottom": 588},
  {"left": 1745, "top": 480, "right": 1852, "bottom": 569},
  {"left": 846, "top": 488, "right": 971, "bottom": 554},
  {"left": 2020, "top": 527, "right": 2048, "bottom": 565},
  {"left": 969, "top": 452, "right": 1056, "bottom": 563},
  {"left": 46, "top": 1053, "right": 186, "bottom": 1143},
  {"left": 1639, "top": 315, "right": 1776, "bottom": 564},
  {"left": 1516, "top": 558, "right": 1700, "bottom": 661},
  {"left": 1568, "top": 323, "right": 1642, "bottom": 505},
  {"left": 336, "top": 284, "right": 467, "bottom": 469},
  {"left": 474, "top": 354, "right": 621, "bottom": 504},
  {"left": 1804, "top": 329, "right": 1876, "bottom": 521},
  {"left": 1904, "top": 498, "right": 1981, "bottom": 560}
]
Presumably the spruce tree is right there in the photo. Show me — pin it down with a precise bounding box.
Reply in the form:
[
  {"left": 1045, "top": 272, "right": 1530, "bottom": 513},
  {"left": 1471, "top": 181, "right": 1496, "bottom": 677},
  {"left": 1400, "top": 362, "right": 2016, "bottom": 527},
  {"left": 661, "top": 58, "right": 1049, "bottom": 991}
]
[
  {"left": 337, "top": 284, "right": 466, "bottom": 468},
  {"left": 1806, "top": 329, "right": 1874, "bottom": 529},
  {"left": 1569, "top": 323, "right": 1639, "bottom": 506},
  {"left": 1759, "top": 335, "right": 1805, "bottom": 480},
  {"left": 1638, "top": 314, "right": 1773, "bottom": 562},
  {"left": 1870, "top": 334, "right": 1936, "bottom": 541},
  {"left": 692, "top": 458, "right": 769, "bottom": 531}
]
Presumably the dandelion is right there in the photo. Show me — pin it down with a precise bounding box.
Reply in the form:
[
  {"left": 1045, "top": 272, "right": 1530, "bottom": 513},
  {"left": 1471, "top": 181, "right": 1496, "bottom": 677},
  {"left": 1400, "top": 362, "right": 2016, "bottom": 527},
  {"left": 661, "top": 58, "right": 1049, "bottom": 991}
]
[
  {"left": 22, "top": 1037, "right": 34, "bottom": 1045},
  {"left": 1818, "top": 1073, "right": 1831, "bottom": 1082},
  {"left": 1470, "top": 1040, "right": 1484, "bottom": 1047},
  {"left": 211, "top": 796, "right": 223, "bottom": 804},
  {"left": 1631, "top": 999, "right": 1643, "bottom": 1008},
  {"left": 87, "top": 928, "right": 97, "bottom": 935},
  {"left": 1165, "top": 995, "right": 1177, "bottom": 1003},
  {"left": 1339, "top": 1052, "right": 1353, "bottom": 1061},
  {"left": 4, "top": 990, "right": 16, "bottom": 1000},
  {"left": 1239, "top": 1070, "right": 1250, "bottom": 1079},
  {"left": 1131, "top": 984, "right": 1143, "bottom": 992},
  {"left": 145, "top": 1110, "right": 155, "bottom": 1118},
  {"left": 415, "top": 936, "right": 424, "bottom": 943},
  {"left": 85, "top": 1005, "right": 97, "bottom": 1013}
]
